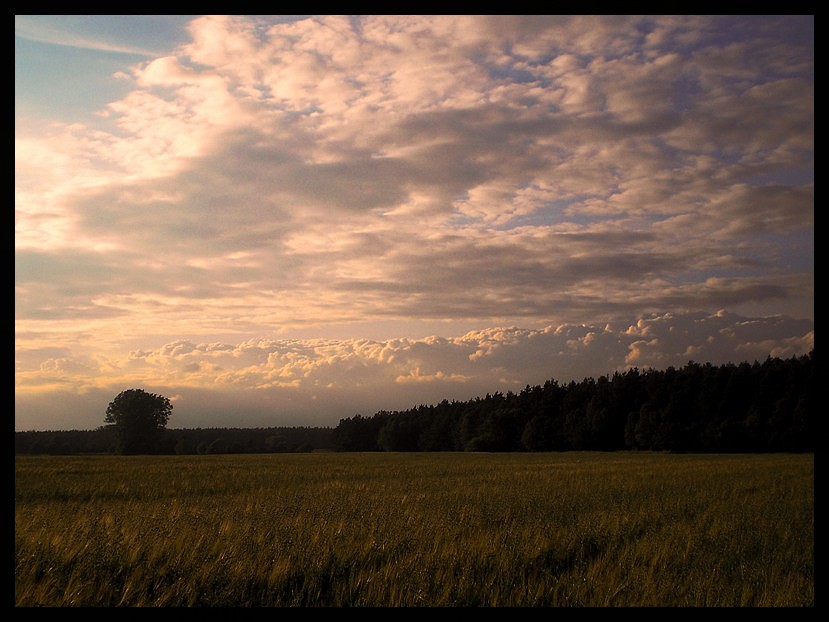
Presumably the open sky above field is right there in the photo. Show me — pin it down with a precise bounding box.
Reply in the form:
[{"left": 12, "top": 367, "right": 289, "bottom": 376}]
[{"left": 15, "top": 15, "right": 813, "bottom": 431}]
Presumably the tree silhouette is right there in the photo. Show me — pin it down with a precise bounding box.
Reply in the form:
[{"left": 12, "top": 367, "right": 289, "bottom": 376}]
[
  {"left": 18, "top": 353, "right": 812, "bottom": 456},
  {"left": 105, "top": 389, "right": 172, "bottom": 455}
]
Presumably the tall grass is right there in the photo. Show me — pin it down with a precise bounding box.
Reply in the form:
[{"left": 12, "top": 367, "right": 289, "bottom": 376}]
[{"left": 15, "top": 452, "right": 813, "bottom": 606}]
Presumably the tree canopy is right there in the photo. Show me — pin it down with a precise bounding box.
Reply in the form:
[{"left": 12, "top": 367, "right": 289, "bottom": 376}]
[
  {"left": 105, "top": 388, "right": 173, "bottom": 455},
  {"left": 332, "top": 352, "right": 814, "bottom": 453},
  {"left": 16, "top": 352, "right": 813, "bottom": 456}
]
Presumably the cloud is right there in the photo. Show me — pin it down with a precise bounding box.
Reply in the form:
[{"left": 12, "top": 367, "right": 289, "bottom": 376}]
[
  {"left": 15, "top": 16, "right": 158, "bottom": 56},
  {"left": 15, "top": 17, "right": 813, "bottom": 429},
  {"left": 15, "top": 311, "right": 813, "bottom": 430}
]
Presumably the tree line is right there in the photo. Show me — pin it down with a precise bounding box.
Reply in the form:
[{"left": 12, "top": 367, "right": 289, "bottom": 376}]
[
  {"left": 14, "top": 426, "right": 335, "bottom": 456},
  {"left": 15, "top": 351, "right": 813, "bottom": 455},
  {"left": 331, "top": 352, "right": 814, "bottom": 453}
]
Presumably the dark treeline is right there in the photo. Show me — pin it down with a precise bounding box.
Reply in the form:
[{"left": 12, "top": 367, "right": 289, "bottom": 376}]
[
  {"left": 332, "top": 352, "right": 814, "bottom": 453},
  {"left": 15, "top": 352, "right": 813, "bottom": 455},
  {"left": 15, "top": 426, "right": 335, "bottom": 456}
]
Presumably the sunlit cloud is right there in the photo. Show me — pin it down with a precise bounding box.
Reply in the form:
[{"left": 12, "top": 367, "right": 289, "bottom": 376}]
[
  {"left": 15, "top": 15, "right": 813, "bottom": 430},
  {"left": 15, "top": 311, "right": 814, "bottom": 430}
]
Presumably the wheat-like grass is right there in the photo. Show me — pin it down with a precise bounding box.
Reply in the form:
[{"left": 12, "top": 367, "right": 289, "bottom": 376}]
[{"left": 15, "top": 452, "right": 813, "bottom": 606}]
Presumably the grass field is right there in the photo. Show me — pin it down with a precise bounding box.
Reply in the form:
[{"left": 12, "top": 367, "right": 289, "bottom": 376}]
[{"left": 15, "top": 452, "right": 813, "bottom": 607}]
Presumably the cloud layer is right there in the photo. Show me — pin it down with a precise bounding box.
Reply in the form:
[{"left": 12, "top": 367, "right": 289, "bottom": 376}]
[
  {"left": 15, "top": 311, "right": 813, "bottom": 430},
  {"left": 15, "top": 16, "right": 813, "bottom": 430}
]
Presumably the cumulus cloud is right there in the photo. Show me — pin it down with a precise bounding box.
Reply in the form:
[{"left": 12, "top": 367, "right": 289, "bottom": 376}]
[
  {"left": 15, "top": 311, "right": 813, "bottom": 430},
  {"left": 15, "top": 16, "right": 813, "bottom": 429}
]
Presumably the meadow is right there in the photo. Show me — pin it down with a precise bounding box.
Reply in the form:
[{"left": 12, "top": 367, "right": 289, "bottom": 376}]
[{"left": 15, "top": 452, "right": 813, "bottom": 607}]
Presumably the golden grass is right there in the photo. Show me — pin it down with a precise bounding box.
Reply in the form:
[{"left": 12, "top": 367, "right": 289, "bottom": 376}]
[{"left": 15, "top": 452, "right": 813, "bottom": 606}]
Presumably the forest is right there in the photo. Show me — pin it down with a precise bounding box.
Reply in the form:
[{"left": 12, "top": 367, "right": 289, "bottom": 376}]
[
  {"left": 15, "top": 351, "right": 813, "bottom": 455},
  {"left": 14, "top": 426, "right": 334, "bottom": 456}
]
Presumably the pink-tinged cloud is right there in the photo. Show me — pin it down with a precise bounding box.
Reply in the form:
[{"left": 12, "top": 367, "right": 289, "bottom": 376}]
[
  {"left": 15, "top": 16, "right": 813, "bottom": 430},
  {"left": 15, "top": 311, "right": 813, "bottom": 431}
]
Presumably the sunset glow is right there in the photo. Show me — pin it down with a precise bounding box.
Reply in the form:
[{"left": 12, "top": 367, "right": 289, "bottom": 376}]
[{"left": 15, "top": 15, "right": 813, "bottom": 431}]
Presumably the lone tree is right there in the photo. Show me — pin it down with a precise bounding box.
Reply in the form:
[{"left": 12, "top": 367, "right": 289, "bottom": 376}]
[{"left": 105, "top": 389, "right": 172, "bottom": 455}]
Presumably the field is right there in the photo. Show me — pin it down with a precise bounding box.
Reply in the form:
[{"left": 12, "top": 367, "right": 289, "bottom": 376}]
[{"left": 15, "top": 452, "right": 813, "bottom": 607}]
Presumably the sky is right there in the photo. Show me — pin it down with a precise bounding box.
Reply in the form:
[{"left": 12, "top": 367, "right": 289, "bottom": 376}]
[{"left": 15, "top": 15, "right": 814, "bottom": 431}]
